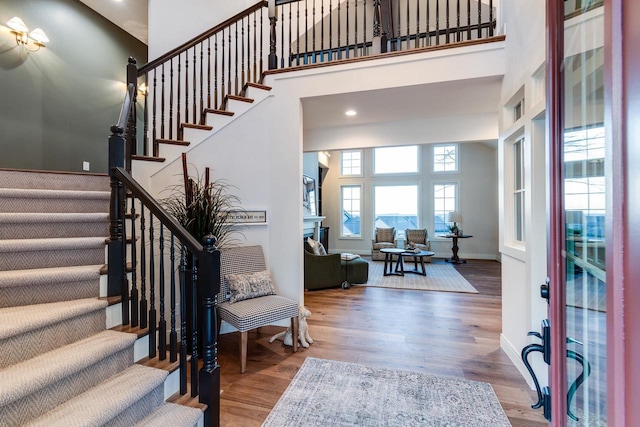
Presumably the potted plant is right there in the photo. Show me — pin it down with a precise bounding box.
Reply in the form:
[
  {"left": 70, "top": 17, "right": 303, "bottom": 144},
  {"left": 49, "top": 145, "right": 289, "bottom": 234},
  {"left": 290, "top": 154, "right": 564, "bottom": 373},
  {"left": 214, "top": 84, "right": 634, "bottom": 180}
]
[
  {"left": 161, "top": 153, "right": 244, "bottom": 248},
  {"left": 161, "top": 153, "right": 244, "bottom": 350}
]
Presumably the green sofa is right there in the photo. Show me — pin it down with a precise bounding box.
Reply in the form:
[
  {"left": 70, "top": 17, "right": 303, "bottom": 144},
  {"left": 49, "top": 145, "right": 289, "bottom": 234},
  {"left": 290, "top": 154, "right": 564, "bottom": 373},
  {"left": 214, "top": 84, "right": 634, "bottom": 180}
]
[{"left": 304, "top": 247, "right": 369, "bottom": 290}]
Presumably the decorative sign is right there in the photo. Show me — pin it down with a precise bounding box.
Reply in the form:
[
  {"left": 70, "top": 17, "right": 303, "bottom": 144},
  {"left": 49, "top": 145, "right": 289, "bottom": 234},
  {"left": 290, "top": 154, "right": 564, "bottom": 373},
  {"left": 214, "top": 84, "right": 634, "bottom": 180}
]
[{"left": 223, "top": 210, "right": 267, "bottom": 224}]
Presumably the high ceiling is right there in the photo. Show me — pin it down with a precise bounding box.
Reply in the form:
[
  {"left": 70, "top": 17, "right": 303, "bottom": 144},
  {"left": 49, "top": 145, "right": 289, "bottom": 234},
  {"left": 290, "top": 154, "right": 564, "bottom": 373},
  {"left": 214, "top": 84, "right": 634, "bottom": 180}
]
[
  {"left": 302, "top": 76, "right": 502, "bottom": 130},
  {"left": 78, "top": 0, "right": 148, "bottom": 44}
]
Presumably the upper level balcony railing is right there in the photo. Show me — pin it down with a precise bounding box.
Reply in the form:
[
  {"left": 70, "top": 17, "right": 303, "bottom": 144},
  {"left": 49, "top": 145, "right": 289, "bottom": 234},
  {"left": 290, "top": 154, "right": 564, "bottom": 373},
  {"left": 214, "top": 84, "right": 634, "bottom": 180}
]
[{"left": 129, "top": 0, "right": 498, "bottom": 162}]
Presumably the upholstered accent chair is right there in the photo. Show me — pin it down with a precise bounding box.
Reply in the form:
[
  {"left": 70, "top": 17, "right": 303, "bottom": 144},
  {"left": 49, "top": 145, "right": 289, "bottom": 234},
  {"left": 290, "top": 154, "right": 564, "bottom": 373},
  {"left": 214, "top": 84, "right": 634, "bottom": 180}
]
[
  {"left": 405, "top": 228, "right": 432, "bottom": 263},
  {"left": 218, "top": 245, "right": 299, "bottom": 373},
  {"left": 371, "top": 227, "right": 396, "bottom": 261},
  {"left": 304, "top": 240, "right": 343, "bottom": 290}
]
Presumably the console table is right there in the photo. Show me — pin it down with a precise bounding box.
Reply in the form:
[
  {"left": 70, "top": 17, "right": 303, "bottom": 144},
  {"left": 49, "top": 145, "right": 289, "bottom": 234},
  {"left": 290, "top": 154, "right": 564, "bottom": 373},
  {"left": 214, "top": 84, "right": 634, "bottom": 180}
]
[{"left": 440, "top": 234, "right": 473, "bottom": 264}]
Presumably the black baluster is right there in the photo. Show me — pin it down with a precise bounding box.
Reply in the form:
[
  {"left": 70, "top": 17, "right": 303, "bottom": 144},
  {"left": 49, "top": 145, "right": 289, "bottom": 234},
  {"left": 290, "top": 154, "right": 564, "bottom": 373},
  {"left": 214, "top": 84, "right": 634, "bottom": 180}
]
[
  {"left": 235, "top": 22, "right": 239, "bottom": 94},
  {"left": 416, "top": 0, "right": 420, "bottom": 48},
  {"left": 435, "top": 0, "right": 440, "bottom": 45},
  {"left": 192, "top": 45, "right": 197, "bottom": 122},
  {"left": 313, "top": 0, "right": 317, "bottom": 62},
  {"left": 281, "top": 6, "right": 286, "bottom": 68},
  {"left": 130, "top": 195, "right": 139, "bottom": 327},
  {"left": 179, "top": 245, "right": 187, "bottom": 394},
  {"left": 346, "top": 0, "right": 350, "bottom": 59},
  {"left": 337, "top": 0, "right": 341, "bottom": 59},
  {"left": 296, "top": 2, "right": 300, "bottom": 65},
  {"left": 329, "top": 0, "right": 333, "bottom": 60},
  {"left": 304, "top": 0, "right": 309, "bottom": 64},
  {"left": 446, "top": 0, "right": 451, "bottom": 43},
  {"left": 152, "top": 70, "right": 157, "bottom": 155},
  {"left": 228, "top": 27, "right": 232, "bottom": 97},
  {"left": 407, "top": 0, "right": 410, "bottom": 49},
  {"left": 221, "top": 29, "right": 226, "bottom": 103},
  {"left": 427, "top": 0, "right": 431, "bottom": 46},
  {"left": 158, "top": 223, "right": 166, "bottom": 360},
  {"left": 185, "top": 49, "right": 189, "bottom": 124},
  {"left": 489, "top": 0, "right": 493, "bottom": 36},
  {"left": 177, "top": 55, "right": 182, "bottom": 140},
  {"left": 191, "top": 253, "right": 199, "bottom": 397},
  {"left": 207, "top": 38, "right": 211, "bottom": 111},
  {"left": 169, "top": 59, "right": 174, "bottom": 140},
  {"left": 161, "top": 64, "right": 166, "bottom": 141},
  {"left": 289, "top": 4, "right": 293, "bottom": 65},
  {"left": 354, "top": 0, "right": 358, "bottom": 56},
  {"left": 139, "top": 206, "right": 148, "bottom": 329},
  {"left": 321, "top": 1, "right": 325, "bottom": 61},
  {"left": 244, "top": 16, "right": 249, "bottom": 83},
  {"left": 260, "top": 8, "right": 264, "bottom": 75},
  {"left": 254, "top": 11, "right": 258, "bottom": 78},
  {"left": 143, "top": 73, "right": 149, "bottom": 157},
  {"left": 199, "top": 42, "right": 203, "bottom": 122},
  {"left": 467, "top": 0, "right": 471, "bottom": 40},
  {"left": 170, "top": 235, "right": 177, "bottom": 362},
  {"left": 477, "top": 0, "right": 481, "bottom": 38},
  {"left": 363, "top": 0, "right": 367, "bottom": 55},
  {"left": 214, "top": 34, "right": 219, "bottom": 110},
  {"left": 149, "top": 215, "right": 157, "bottom": 358},
  {"left": 456, "top": 0, "right": 460, "bottom": 41}
]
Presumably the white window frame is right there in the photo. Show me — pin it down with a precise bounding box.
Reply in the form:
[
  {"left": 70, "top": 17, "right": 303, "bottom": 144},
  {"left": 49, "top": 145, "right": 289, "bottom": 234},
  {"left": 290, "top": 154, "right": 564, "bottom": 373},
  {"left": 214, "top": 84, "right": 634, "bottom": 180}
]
[
  {"left": 372, "top": 145, "right": 420, "bottom": 176},
  {"left": 372, "top": 183, "right": 420, "bottom": 236},
  {"left": 512, "top": 136, "right": 526, "bottom": 243},
  {"left": 340, "top": 184, "right": 363, "bottom": 239},
  {"left": 433, "top": 182, "right": 458, "bottom": 235},
  {"left": 432, "top": 143, "right": 459, "bottom": 173},
  {"left": 340, "top": 150, "right": 363, "bottom": 177}
]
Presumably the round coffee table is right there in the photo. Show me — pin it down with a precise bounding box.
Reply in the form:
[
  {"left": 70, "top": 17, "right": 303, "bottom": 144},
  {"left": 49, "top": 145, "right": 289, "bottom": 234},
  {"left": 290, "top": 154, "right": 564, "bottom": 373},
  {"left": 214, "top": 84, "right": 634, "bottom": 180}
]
[
  {"left": 380, "top": 248, "right": 406, "bottom": 276},
  {"left": 400, "top": 250, "right": 435, "bottom": 276}
]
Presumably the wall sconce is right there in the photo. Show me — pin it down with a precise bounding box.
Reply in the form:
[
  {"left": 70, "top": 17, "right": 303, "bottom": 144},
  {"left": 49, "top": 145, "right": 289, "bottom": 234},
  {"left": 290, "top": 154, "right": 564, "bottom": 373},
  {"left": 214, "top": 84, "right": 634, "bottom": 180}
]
[{"left": 6, "top": 16, "right": 49, "bottom": 51}]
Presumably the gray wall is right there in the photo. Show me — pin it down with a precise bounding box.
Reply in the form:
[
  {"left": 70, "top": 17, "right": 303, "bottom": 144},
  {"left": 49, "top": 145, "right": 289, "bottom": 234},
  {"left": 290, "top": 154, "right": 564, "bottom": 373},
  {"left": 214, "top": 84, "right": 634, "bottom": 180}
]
[{"left": 0, "top": 0, "right": 147, "bottom": 173}]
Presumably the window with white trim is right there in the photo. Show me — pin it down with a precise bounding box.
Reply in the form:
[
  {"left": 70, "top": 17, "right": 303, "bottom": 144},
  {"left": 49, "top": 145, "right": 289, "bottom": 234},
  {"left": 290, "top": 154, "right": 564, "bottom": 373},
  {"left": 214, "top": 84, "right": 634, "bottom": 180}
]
[
  {"left": 373, "top": 185, "right": 419, "bottom": 231},
  {"left": 433, "top": 183, "right": 457, "bottom": 234},
  {"left": 341, "top": 150, "right": 362, "bottom": 176},
  {"left": 513, "top": 137, "right": 525, "bottom": 242},
  {"left": 373, "top": 146, "right": 418, "bottom": 174},
  {"left": 433, "top": 144, "right": 458, "bottom": 172},
  {"left": 340, "top": 185, "right": 362, "bottom": 238}
]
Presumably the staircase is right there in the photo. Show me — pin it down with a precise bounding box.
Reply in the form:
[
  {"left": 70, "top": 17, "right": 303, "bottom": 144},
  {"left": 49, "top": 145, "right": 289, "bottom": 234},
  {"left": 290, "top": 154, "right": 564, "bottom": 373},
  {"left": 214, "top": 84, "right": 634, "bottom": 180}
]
[{"left": 0, "top": 169, "right": 203, "bottom": 426}]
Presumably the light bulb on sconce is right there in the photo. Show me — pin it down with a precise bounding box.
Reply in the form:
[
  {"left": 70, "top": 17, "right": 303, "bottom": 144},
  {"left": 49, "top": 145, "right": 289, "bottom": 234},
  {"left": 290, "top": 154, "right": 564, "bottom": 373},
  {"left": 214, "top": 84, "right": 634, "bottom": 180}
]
[{"left": 6, "top": 16, "right": 49, "bottom": 51}]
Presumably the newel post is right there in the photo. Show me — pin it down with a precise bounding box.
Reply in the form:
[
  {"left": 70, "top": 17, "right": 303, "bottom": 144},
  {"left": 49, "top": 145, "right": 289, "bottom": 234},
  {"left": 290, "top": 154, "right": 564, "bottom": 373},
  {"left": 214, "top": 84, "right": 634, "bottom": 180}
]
[
  {"left": 268, "top": 0, "right": 278, "bottom": 69},
  {"left": 125, "top": 57, "right": 138, "bottom": 172},
  {"left": 198, "top": 235, "right": 221, "bottom": 427},
  {"left": 107, "top": 125, "right": 129, "bottom": 324}
]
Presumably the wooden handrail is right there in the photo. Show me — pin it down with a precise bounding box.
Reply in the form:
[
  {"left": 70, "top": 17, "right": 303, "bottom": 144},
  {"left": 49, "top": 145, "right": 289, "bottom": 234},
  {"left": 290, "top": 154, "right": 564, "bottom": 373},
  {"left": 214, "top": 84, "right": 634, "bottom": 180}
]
[
  {"left": 112, "top": 83, "right": 135, "bottom": 135},
  {"left": 113, "top": 167, "right": 204, "bottom": 255},
  {"left": 138, "top": 1, "right": 267, "bottom": 75}
]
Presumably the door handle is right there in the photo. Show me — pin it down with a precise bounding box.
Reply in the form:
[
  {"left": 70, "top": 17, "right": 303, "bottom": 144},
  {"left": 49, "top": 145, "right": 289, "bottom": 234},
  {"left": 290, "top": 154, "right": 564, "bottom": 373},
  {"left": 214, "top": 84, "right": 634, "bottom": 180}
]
[{"left": 521, "top": 319, "right": 551, "bottom": 418}]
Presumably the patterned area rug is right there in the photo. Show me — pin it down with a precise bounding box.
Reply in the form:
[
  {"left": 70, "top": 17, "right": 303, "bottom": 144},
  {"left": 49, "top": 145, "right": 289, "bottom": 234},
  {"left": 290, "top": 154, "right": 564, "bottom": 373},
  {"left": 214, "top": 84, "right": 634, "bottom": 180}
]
[
  {"left": 356, "top": 260, "right": 478, "bottom": 293},
  {"left": 262, "top": 357, "right": 511, "bottom": 427}
]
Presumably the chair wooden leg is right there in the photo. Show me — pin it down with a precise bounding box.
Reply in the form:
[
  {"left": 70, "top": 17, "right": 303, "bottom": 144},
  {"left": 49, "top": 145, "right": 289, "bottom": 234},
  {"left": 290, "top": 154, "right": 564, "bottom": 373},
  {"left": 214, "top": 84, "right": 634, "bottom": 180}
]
[
  {"left": 291, "top": 316, "right": 299, "bottom": 352},
  {"left": 240, "top": 331, "right": 248, "bottom": 373}
]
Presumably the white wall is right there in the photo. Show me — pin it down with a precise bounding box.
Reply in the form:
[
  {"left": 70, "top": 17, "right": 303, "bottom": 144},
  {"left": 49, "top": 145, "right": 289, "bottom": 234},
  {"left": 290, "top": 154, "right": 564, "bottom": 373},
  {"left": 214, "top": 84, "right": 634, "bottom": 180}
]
[
  {"left": 498, "top": 0, "right": 548, "bottom": 387},
  {"left": 319, "top": 142, "right": 498, "bottom": 260},
  {"left": 148, "top": 0, "right": 257, "bottom": 60}
]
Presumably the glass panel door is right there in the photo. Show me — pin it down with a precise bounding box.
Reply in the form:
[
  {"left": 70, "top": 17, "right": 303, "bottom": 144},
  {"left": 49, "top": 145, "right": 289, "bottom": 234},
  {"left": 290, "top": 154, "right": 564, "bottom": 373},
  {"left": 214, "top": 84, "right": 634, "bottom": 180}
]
[{"left": 562, "top": 3, "right": 607, "bottom": 425}]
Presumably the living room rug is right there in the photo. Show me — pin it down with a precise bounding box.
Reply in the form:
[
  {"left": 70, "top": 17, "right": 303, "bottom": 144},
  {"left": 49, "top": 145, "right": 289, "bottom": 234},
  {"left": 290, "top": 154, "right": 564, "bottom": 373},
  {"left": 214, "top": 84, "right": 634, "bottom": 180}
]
[
  {"left": 262, "top": 357, "right": 511, "bottom": 427},
  {"left": 356, "top": 260, "right": 478, "bottom": 293}
]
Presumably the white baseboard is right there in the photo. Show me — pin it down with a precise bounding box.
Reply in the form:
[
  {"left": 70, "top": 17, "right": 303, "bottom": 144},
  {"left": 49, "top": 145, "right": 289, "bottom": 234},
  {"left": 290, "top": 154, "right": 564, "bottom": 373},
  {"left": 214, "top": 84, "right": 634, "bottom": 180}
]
[{"left": 500, "top": 333, "right": 535, "bottom": 390}]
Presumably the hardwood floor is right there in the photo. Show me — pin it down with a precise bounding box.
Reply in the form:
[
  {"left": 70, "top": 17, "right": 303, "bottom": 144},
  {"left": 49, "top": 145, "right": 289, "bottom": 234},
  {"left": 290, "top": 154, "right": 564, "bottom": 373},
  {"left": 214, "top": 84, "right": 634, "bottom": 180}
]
[{"left": 217, "top": 259, "right": 548, "bottom": 426}]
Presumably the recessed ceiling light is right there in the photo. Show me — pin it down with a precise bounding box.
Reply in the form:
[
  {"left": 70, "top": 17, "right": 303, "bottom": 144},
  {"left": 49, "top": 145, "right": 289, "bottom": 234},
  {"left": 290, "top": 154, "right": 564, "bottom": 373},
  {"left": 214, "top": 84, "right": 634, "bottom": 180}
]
[{"left": 345, "top": 110, "right": 357, "bottom": 116}]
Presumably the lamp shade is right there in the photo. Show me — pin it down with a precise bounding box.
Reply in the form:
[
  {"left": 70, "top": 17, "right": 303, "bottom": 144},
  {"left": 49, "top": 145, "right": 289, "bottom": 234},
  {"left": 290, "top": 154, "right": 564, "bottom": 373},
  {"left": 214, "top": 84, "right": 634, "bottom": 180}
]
[
  {"left": 29, "top": 28, "right": 49, "bottom": 44},
  {"left": 447, "top": 211, "right": 463, "bottom": 223},
  {"left": 7, "top": 16, "right": 28, "bottom": 33}
]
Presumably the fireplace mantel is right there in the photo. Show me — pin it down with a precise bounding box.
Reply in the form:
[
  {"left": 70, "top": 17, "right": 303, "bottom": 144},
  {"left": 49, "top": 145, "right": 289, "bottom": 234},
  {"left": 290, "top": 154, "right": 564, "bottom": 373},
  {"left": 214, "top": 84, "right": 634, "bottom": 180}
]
[{"left": 303, "top": 216, "right": 325, "bottom": 240}]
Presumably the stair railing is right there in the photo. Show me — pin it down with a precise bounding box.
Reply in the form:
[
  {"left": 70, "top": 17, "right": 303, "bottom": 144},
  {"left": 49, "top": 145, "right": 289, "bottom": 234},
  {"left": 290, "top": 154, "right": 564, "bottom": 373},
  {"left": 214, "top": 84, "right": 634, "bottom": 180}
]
[
  {"left": 109, "top": 87, "right": 221, "bottom": 426},
  {"left": 125, "top": 0, "right": 497, "bottom": 166}
]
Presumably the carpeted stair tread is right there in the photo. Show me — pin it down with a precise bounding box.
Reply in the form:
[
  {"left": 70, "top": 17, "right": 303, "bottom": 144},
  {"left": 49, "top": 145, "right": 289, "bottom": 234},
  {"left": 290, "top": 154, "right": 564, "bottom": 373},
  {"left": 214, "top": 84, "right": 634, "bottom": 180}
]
[
  {"left": 0, "top": 236, "right": 106, "bottom": 253},
  {"left": 0, "top": 265, "right": 102, "bottom": 289},
  {"left": 0, "top": 188, "right": 110, "bottom": 200},
  {"left": 133, "top": 402, "right": 203, "bottom": 426},
  {"left": 0, "top": 237, "right": 106, "bottom": 270},
  {"left": 0, "top": 213, "right": 109, "bottom": 239},
  {"left": 0, "top": 170, "right": 109, "bottom": 191},
  {"left": 0, "top": 188, "right": 110, "bottom": 213},
  {"left": 0, "top": 298, "right": 107, "bottom": 340},
  {"left": 25, "top": 364, "right": 168, "bottom": 427},
  {"left": 0, "top": 330, "right": 137, "bottom": 406}
]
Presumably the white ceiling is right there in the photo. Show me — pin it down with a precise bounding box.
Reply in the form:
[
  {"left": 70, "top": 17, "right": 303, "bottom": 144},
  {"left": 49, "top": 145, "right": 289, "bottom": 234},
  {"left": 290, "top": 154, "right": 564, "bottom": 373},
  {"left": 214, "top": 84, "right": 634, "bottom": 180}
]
[
  {"left": 78, "top": 0, "right": 148, "bottom": 44},
  {"left": 302, "top": 76, "right": 503, "bottom": 130}
]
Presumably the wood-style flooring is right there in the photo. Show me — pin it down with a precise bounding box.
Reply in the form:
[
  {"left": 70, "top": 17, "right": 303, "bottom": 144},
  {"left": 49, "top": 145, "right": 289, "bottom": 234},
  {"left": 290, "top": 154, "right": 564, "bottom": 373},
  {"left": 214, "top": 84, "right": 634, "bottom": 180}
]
[{"left": 217, "top": 259, "right": 548, "bottom": 426}]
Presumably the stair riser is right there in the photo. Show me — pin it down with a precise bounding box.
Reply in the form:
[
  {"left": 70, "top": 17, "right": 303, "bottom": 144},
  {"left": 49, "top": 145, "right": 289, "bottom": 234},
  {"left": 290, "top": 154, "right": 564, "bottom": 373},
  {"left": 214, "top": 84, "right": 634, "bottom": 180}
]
[
  {"left": 0, "top": 221, "right": 108, "bottom": 240},
  {"left": 0, "top": 247, "right": 105, "bottom": 271},
  {"left": 0, "top": 197, "right": 109, "bottom": 213},
  {"left": 0, "top": 309, "right": 106, "bottom": 369},
  {"left": 0, "top": 170, "right": 109, "bottom": 192},
  {"left": 0, "top": 279, "right": 100, "bottom": 308},
  {"left": 2, "top": 347, "right": 134, "bottom": 427},
  {"left": 108, "top": 384, "right": 165, "bottom": 426}
]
